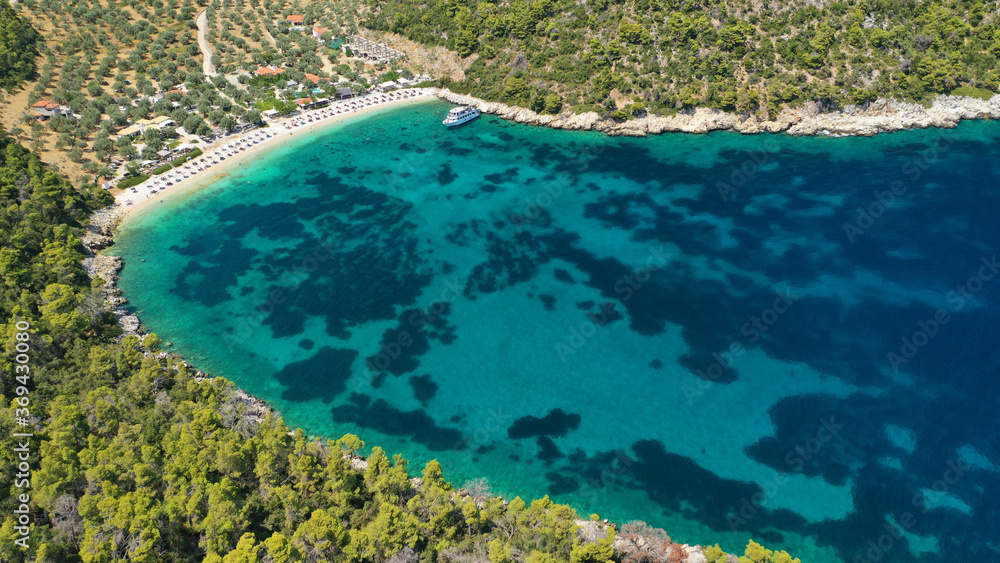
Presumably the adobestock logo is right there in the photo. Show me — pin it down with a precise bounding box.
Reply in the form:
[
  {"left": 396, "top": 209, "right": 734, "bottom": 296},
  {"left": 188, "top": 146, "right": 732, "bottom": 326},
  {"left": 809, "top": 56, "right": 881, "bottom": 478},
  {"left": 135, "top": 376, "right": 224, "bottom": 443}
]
[
  {"left": 852, "top": 458, "right": 970, "bottom": 563},
  {"left": 887, "top": 254, "right": 997, "bottom": 373},
  {"left": 684, "top": 287, "right": 799, "bottom": 404},
  {"left": 843, "top": 136, "right": 955, "bottom": 244},
  {"left": 554, "top": 245, "right": 672, "bottom": 362},
  {"left": 348, "top": 275, "right": 467, "bottom": 393},
  {"left": 728, "top": 416, "right": 846, "bottom": 531}
]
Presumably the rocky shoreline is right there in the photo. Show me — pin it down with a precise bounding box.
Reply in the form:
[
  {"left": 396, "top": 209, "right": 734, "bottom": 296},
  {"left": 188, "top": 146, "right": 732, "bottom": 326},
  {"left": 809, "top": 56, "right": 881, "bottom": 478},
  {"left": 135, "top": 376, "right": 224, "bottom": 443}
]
[
  {"left": 81, "top": 205, "right": 141, "bottom": 335},
  {"left": 437, "top": 89, "right": 1000, "bottom": 137},
  {"left": 81, "top": 204, "right": 273, "bottom": 424}
]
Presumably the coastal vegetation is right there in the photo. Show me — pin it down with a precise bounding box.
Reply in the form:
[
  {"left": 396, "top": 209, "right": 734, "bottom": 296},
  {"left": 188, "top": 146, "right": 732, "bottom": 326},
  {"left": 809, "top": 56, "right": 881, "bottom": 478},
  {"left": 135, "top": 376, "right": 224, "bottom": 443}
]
[
  {"left": 116, "top": 173, "right": 151, "bottom": 190},
  {"left": 0, "top": 126, "right": 801, "bottom": 562},
  {"left": 365, "top": 0, "right": 1000, "bottom": 117},
  {"left": 171, "top": 147, "right": 203, "bottom": 166},
  {"left": 152, "top": 162, "right": 174, "bottom": 175},
  {"left": 0, "top": 4, "right": 40, "bottom": 92}
]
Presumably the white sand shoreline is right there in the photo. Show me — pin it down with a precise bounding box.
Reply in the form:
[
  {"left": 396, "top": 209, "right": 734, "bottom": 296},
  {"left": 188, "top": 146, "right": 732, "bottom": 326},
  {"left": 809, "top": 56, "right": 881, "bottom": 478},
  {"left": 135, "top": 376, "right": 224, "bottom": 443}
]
[{"left": 116, "top": 87, "right": 440, "bottom": 218}]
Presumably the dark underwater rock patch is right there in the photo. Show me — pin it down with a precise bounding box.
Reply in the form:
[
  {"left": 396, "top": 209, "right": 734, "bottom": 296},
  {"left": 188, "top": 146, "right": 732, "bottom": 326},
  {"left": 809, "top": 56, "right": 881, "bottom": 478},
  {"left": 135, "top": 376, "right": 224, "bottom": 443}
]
[
  {"left": 508, "top": 409, "right": 582, "bottom": 439},
  {"left": 409, "top": 374, "right": 439, "bottom": 406},
  {"left": 484, "top": 167, "right": 519, "bottom": 184},
  {"left": 537, "top": 436, "right": 565, "bottom": 464},
  {"left": 332, "top": 399, "right": 463, "bottom": 451},
  {"left": 274, "top": 347, "right": 358, "bottom": 403},
  {"left": 554, "top": 268, "right": 574, "bottom": 283},
  {"left": 364, "top": 304, "right": 456, "bottom": 380},
  {"left": 545, "top": 471, "right": 580, "bottom": 495}
]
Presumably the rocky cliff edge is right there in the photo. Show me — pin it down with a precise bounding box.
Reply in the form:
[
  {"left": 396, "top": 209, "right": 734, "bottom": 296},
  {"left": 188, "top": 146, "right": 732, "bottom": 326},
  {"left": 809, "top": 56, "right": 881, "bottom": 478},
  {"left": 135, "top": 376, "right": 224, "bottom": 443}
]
[{"left": 437, "top": 90, "right": 1000, "bottom": 137}]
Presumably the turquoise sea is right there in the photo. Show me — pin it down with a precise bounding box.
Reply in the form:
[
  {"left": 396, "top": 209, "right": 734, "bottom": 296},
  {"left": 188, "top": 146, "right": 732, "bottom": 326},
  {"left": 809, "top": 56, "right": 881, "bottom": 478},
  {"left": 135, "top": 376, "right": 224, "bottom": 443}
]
[{"left": 114, "top": 99, "right": 1000, "bottom": 562}]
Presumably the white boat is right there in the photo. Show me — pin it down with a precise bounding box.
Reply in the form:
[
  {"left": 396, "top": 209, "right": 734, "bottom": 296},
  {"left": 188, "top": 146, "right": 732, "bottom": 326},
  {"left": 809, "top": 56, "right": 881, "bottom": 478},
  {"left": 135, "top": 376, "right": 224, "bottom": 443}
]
[{"left": 443, "top": 106, "right": 481, "bottom": 127}]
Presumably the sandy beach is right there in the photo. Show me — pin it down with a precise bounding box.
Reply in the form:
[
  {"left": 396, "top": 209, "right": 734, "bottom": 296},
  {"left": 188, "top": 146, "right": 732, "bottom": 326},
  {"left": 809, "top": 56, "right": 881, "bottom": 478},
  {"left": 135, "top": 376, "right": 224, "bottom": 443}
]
[{"left": 116, "top": 87, "right": 440, "bottom": 217}]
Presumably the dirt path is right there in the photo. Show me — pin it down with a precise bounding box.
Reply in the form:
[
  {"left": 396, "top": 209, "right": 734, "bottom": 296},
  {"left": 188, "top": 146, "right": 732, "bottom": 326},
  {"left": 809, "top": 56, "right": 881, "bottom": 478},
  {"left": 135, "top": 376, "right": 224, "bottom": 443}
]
[
  {"left": 196, "top": 9, "right": 216, "bottom": 77},
  {"left": 263, "top": 26, "right": 280, "bottom": 53},
  {"left": 195, "top": 8, "right": 247, "bottom": 109}
]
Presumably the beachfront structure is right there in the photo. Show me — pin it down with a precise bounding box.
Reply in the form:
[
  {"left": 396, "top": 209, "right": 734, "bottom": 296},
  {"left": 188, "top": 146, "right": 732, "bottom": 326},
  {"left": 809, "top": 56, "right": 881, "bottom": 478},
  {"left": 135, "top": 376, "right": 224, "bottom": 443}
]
[
  {"left": 136, "top": 116, "right": 175, "bottom": 130},
  {"left": 116, "top": 116, "right": 175, "bottom": 140},
  {"left": 335, "top": 88, "right": 357, "bottom": 100},
  {"left": 118, "top": 125, "right": 143, "bottom": 138},
  {"left": 255, "top": 66, "right": 286, "bottom": 77},
  {"left": 32, "top": 100, "right": 71, "bottom": 118},
  {"left": 113, "top": 89, "right": 433, "bottom": 206},
  {"left": 343, "top": 36, "right": 406, "bottom": 64},
  {"left": 295, "top": 98, "right": 330, "bottom": 110}
]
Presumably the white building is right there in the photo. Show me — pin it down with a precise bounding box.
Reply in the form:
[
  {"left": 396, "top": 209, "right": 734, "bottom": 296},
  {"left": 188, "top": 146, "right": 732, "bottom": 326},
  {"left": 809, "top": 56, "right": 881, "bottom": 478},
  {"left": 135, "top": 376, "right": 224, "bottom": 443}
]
[{"left": 32, "top": 100, "right": 72, "bottom": 118}]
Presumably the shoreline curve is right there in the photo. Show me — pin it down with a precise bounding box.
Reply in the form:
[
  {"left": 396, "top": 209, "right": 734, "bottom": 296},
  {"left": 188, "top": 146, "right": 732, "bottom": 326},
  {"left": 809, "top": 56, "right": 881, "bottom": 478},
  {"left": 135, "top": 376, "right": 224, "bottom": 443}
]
[{"left": 116, "top": 88, "right": 440, "bottom": 220}]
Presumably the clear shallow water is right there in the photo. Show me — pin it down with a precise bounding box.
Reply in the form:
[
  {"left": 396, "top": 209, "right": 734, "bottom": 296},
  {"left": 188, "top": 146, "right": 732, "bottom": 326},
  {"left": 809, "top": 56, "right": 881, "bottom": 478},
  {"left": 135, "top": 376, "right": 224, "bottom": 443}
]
[{"left": 115, "top": 100, "right": 1000, "bottom": 562}]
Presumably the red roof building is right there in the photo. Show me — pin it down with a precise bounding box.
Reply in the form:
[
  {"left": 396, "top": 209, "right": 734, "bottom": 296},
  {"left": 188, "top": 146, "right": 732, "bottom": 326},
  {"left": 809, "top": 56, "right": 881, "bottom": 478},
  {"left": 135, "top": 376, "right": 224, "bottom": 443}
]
[
  {"left": 32, "top": 100, "right": 70, "bottom": 118},
  {"left": 304, "top": 73, "right": 323, "bottom": 85},
  {"left": 286, "top": 15, "right": 304, "bottom": 24},
  {"left": 254, "top": 66, "right": 287, "bottom": 76}
]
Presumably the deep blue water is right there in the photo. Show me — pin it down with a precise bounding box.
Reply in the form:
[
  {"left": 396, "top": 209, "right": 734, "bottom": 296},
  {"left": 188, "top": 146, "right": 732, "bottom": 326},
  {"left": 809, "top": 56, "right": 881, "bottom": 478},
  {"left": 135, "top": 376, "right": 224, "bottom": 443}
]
[{"left": 115, "top": 100, "right": 1000, "bottom": 562}]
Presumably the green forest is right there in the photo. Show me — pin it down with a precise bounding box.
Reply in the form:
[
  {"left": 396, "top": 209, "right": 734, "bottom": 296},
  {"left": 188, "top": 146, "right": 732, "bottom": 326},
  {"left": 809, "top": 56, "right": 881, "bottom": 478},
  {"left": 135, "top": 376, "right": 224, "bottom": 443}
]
[
  {"left": 0, "top": 4, "right": 40, "bottom": 92},
  {"left": 366, "top": 0, "right": 1000, "bottom": 118}
]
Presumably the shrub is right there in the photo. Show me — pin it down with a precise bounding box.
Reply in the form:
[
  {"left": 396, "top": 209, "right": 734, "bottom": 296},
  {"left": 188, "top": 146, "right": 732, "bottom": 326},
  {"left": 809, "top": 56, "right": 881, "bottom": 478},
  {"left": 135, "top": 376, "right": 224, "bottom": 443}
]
[
  {"left": 117, "top": 174, "right": 150, "bottom": 189},
  {"left": 702, "top": 544, "right": 727, "bottom": 563},
  {"left": 152, "top": 163, "right": 172, "bottom": 175},
  {"left": 171, "top": 147, "right": 203, "bottom": 166},
  {"left": 543, "top": 93, "right": 563, "bottom": 114},
  {"left": 951, "top": 85, "right": 996, "bottom": 100}
]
